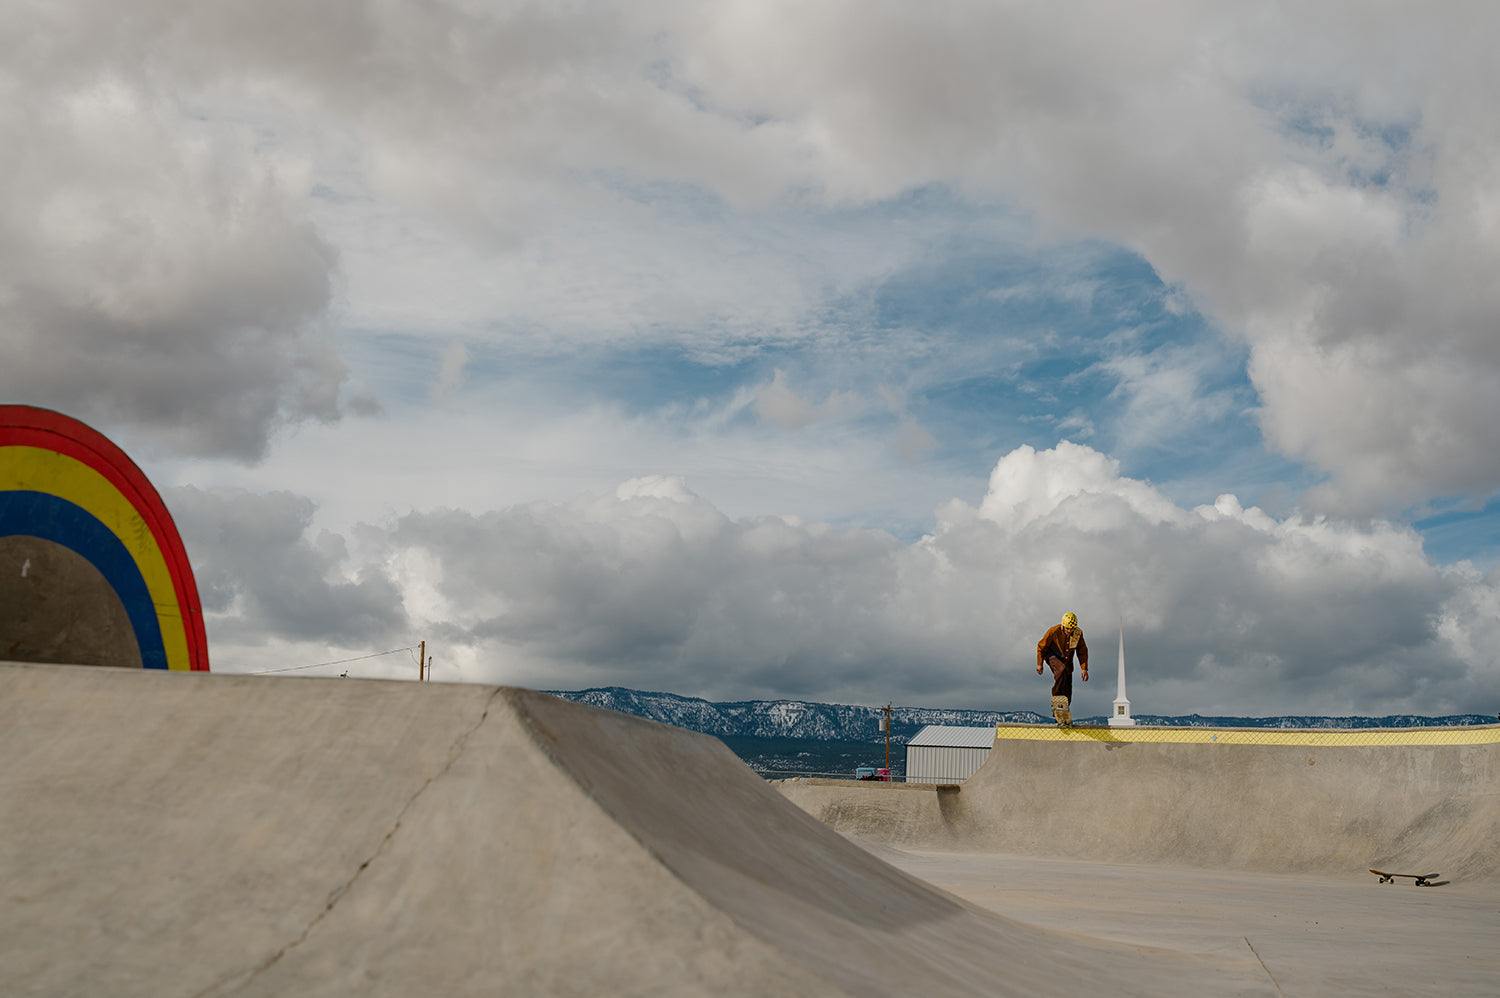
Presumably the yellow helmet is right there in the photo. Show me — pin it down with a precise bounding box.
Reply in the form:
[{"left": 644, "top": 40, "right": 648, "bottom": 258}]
[{"left": 1061, "top": 612, "right": 1078, "bottom": 630}]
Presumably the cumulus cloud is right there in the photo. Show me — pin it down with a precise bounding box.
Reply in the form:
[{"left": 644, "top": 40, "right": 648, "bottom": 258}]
[
  {"left": 661, "top": 2, "right": 1500, "bottom": 511},
  {"left": 167, "top": 485, "right": 407, "bottom": 655},
  {"left": 415, "top": 3, "right": 1500, "bottom": 511},
  {"left": 212, "top": 443, "right": 1487, "bottom": 716},
  {"left": 13, "top": 2, "right": 1497, "bottom": 507},
  {"left": 12, "top": 3, "right": 1500, "bottom": 703},
  {"left": 0, "top": 35, "right": 348, "bottom": 459}
]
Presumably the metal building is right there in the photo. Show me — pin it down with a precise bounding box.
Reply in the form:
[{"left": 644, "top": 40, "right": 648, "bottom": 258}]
[{"left": 904, "top": 725, "right": 996, "bottom": 784}]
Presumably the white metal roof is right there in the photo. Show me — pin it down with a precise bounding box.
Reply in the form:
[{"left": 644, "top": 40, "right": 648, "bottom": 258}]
[{"left": 905, "top": 725, "right": 997, "bottom": 749}]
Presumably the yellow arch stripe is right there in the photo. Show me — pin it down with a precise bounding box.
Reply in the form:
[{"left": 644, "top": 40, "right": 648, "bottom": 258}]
[
  {"left": 1, "top": 445, "right": 191, "bottom": 671},
  {"left": 995, "top": 723, "right": 1500, "bottom": 747}
]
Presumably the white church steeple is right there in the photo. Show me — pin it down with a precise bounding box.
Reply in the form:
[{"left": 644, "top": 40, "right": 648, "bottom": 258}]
[{"left": 1110, "top": 617, "right": 1135, "bottom": 726}]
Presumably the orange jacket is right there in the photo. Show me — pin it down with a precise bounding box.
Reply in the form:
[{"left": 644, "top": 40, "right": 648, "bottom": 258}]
[{"left": 1037, "top": 624, "right": 1088, "bottom": 670}]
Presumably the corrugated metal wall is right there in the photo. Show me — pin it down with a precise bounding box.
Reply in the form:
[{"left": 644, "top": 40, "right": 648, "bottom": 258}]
[{"left": 905, "top": 745, "right": 991, "bottom": 784}]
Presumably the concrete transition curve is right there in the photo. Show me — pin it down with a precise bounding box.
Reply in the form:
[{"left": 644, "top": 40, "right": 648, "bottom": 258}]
[
  {"left": 779, "top": 722, "right": 1500, "bottom": 884},
  {"left": 1, "top": 664, "right": 1277, "bottom": 998},
  {"left": 0, "top": 405, "right": 209, "bottom": 671}
]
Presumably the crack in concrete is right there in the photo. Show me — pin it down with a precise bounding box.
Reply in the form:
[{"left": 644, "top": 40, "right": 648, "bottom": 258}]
[
  {"left": 1244, "top": 937, "right": 1284, "bottom": 996},
  {"left": 194, "top": 687, "right": 506, "bottom": 998}
]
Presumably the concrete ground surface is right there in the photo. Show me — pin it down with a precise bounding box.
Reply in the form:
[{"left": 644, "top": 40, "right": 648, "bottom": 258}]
[
  {"left": 867, "top": 845, "right": 1500, "bottom": 997},
  {"left": 2, "top": 663, "right": 1272, "bottom": 998},
  {"left": 5, "top": 661, "right": 1497, "bottom": 997}
]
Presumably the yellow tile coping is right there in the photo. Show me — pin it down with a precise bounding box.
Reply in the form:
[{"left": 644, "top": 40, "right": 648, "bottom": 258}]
[{"left": 994, "top": 723, "right": 1500, "bottom": 747}]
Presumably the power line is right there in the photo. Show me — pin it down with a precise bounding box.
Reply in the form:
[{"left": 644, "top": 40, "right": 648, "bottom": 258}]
[{"left": 246, "top": 645, "right": 418, "bottom": 676}]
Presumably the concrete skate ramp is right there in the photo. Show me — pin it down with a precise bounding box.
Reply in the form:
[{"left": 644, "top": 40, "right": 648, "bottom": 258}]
[
  {"left": 0, "top": 665, "right": 1271, "bottom": 997},
  {"left": 780, "top": 724, "right": 1500, "bottom": 883}
]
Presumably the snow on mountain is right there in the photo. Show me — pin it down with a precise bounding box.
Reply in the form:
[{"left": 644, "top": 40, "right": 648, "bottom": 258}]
[
  {"left": 546, "top": 687, "right": 1045, "bottom": 742},
  {"left": 547, "top": 687, "right": 1495, "bottom": 743}
]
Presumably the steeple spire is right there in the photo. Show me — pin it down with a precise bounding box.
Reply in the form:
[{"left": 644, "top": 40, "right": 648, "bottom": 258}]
[{"left": 1110, "top": 616, "right": 1135, "bottom": 726}]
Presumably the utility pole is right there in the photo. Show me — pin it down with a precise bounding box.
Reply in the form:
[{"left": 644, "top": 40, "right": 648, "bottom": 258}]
[
  {"left": 419, "top": 640, "right": 425, "bottom": 682},
  {"left": 883, "top": 703, "right": 892, "bottom": 775}
]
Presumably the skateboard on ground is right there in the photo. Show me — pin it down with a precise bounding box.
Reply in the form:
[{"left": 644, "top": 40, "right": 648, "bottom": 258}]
[{"left": 1369, "top": 869, "right": 1439, "bottom": 886}]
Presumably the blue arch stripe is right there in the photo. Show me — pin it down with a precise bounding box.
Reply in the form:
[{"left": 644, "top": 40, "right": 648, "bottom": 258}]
[{"left": 0, "top": 490, "right": 169, "bottom": 669}]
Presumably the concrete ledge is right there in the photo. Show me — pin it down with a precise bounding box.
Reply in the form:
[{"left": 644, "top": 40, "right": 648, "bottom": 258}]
[
  {"left": 996, "top": 721, "right": 1500, "bottom": 746},
  {"left": 779, "top": 777, "right": 946, "bottom": 791},
  {"left": 778, "top": 720, "right": 1500, "bottom": 884}
]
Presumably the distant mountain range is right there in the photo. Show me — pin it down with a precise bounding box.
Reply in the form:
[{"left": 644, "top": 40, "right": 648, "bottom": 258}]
[{"left": 547, "top": 686, "right": 1497, "bottom": 744}]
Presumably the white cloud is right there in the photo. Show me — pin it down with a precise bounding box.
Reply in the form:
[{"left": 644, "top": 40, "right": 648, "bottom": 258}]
[
  {"left": 0, "top": 41, "right": 346, "bottom": 459},
  {"left": 1097, "top": 347, "right": 1244, "bottom": 455},
  {"left": 14, "top": 2, "right": 1499, "bottom": 508},
  {"left": 166, "top": 485, "right": 408, "bottom": 653},
  {"left": 663, "top": 2, "right": 1500, "bottom": 511},
  {"left": 977, "top": 442, "right": 1182, "bottom": 533},
  {"left": 11, "top": 2, "right": 1500, "bottom": 707},
  {"left": 615, "top": 475, "right": 698, "bottom": 504},
  {"left": 189, "top": 442, "right": 1500, "bottom": 717},
  {"left": 152, "top": 381, "right": 985, "bottom": 549}
]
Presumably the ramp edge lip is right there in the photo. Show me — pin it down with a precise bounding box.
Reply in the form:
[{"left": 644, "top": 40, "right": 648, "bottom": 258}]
[{"left": 993, "top": 722, "right": 1500, "bottom": 746}]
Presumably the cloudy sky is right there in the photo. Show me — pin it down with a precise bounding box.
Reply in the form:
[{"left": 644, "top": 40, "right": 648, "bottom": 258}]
[{"left": 6, "top": 1, "right": 1500, "bottom": 717}]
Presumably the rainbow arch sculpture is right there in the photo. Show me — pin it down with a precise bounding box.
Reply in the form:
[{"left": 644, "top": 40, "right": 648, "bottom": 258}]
[{"left": 0, "top": 405, "right": 209, "bottom": 671}]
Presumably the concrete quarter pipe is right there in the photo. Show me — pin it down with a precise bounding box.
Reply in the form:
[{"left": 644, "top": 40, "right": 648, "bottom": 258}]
[
  {"left": 781, "top": 722, "right": 1500, "bottom": 884},
  {"left": 0, "top": 664, "right": 1274, "bottom": 997},
  {"left": 778, "top": 722, "right": 1500, "bottom": 994}
]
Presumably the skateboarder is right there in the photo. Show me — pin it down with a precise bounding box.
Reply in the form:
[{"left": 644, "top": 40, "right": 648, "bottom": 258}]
[{"left": 1036, "top": 612, "right": 1088, "bottom": 727}]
